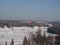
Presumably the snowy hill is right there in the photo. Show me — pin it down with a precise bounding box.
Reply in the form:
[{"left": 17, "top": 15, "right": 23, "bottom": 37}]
[{"left": 0, "top": 25, "right": 57, "bottom": 45}]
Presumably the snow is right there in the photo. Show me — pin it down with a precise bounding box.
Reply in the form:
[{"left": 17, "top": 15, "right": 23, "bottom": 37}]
[
  {"left": 0, "top": 26, "right": 57, "bottom": 45},
  {"left": 40, "top": 27, "right": 48, "bottom": 36},
  {"left": 48, "top": 24, "right": 53, "bottom": 27},
  {"left": 0, "top": 27, "right": 37, "bottom": 45}
]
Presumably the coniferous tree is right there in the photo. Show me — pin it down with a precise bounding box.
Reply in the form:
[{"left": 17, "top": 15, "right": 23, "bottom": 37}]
[
  {"left": 41, "top": 32, "right": 46, "bottom": 45},
  {"left": 36, "top": 28, "right": 42, "bottom": 44},
  {"left": 10, "top": 39, "right": 14, "bottom": 45},
  {"left": 23, "top": 36, "right": 27, "bottom": 45},
  {"left": 36, "top": 31, "right": 41, "bottom": 45},
  {"left": 43, "top": 32, "right": 46, "bottom": 42},
  {"left": 27, "top": 39, "right": 30, "bottom": 45},
  {"left": 5, "top": 42, "right": 7, "bottom": 45}
]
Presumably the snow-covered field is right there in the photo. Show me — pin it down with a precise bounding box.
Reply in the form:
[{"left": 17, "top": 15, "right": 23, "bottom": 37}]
[
  {"left": 0, "top": 26, "right": 57, "bottom": 45},
  {"left": 0, "top": 27, "right": 37, "bottom": 45}
]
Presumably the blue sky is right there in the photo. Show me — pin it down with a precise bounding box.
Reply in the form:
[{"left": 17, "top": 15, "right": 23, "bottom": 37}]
[{"left": 0, "top": 0, "right": 60, "bottom": 21}]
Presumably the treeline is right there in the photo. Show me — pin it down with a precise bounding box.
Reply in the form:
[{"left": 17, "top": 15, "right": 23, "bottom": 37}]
[
  {"left": 0, "top": 21, "right": 49, "bottom": 28},
  {"left": 23, "top": 30, "right": 55, "bottom": 45}
]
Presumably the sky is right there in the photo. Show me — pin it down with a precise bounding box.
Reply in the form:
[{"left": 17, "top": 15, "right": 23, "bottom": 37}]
[{"left": 0, "top": 0, "right": 60, "bottom": 21}]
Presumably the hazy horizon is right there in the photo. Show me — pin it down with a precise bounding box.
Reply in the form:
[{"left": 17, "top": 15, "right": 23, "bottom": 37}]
[{"left": 0, "top": 0, "right": 60, "bottom": 21}]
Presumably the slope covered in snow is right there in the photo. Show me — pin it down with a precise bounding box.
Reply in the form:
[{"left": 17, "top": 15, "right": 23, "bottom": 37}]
[
  {"left": 0, "top": 26, "right": 57, "bottom": 45},
  {"left": 0, "top": 27, "right": 37, "bottom": 45}
]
